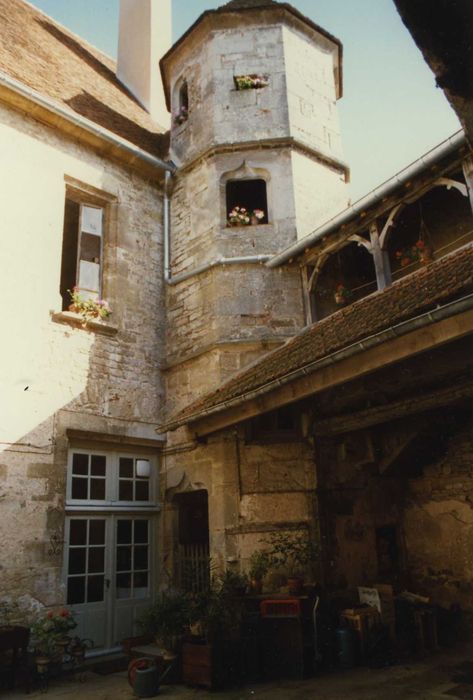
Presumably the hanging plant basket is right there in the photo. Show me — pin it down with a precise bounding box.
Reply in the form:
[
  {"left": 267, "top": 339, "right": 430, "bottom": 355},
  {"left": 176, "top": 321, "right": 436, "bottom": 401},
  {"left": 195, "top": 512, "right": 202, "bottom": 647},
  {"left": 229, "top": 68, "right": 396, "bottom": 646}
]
[
  {"left": 334, "top": 284, "right": 353, "bottom": 306},
  {"left": 395, "top": 240, "right": 432, "bottom": 267}
]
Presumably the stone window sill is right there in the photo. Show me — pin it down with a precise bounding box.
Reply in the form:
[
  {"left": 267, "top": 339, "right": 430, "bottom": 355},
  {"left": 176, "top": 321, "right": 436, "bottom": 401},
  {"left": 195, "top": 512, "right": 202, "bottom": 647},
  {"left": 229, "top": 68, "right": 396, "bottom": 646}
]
[
  {"left": 225, "top": 223, "right": 271, "bottom": 230},
  {"left": 51, "top": 311, "right": 118, "bottom": 336}
]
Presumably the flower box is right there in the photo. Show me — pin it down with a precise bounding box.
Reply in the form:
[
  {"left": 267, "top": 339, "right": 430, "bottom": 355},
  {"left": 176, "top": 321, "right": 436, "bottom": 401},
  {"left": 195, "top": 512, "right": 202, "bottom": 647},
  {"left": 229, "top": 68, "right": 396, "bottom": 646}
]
[
  {"left": 234, "top": 74, "right": 269, "bottom": 91},
  {"left": 227, "top": 207, "right": 266, "bottom": 226}
]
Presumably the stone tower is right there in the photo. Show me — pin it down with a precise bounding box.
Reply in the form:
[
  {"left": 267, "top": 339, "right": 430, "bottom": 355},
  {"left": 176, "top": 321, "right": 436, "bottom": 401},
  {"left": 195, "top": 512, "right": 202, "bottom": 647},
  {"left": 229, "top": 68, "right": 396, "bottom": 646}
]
[{"left": 161, "top": 0, "right": 349, "bottom": 416}]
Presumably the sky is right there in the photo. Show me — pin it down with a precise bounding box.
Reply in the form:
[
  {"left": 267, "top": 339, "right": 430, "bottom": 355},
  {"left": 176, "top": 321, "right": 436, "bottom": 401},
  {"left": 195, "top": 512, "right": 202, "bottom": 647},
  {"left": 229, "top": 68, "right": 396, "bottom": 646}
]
[{"left": 28, "top": 0, "right": 461, "bottom": 202}]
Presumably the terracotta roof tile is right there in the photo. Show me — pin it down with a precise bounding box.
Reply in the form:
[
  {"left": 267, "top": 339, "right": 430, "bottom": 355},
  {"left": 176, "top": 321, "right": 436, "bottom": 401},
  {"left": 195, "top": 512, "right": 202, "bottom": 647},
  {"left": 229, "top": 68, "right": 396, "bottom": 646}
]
[
  {"left": 0, "top": 0, "right": 169, "bottom": 157},
  {"left": 167, "top": 244, "right": 473, "bottom": 428}
]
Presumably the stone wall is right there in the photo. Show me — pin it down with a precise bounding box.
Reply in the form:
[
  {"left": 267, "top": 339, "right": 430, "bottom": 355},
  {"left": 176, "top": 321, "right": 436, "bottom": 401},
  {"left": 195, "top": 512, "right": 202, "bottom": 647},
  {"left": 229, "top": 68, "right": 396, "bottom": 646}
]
[
  {"left": 404, "top": 425, "right": 473, "bottom": 611},
  {"left": 316, "top": 419, "right": 473, "bottom": 613},
  {"left": 162, "top": 426, "right": 317, "bottom": 579},
  {"left": 0, "top": 102, "right": 164, "bottom": 604}
]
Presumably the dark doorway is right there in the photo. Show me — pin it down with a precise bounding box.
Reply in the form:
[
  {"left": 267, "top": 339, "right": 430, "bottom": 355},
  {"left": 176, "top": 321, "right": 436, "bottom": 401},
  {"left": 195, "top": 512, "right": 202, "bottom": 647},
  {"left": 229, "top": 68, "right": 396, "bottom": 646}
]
[
  {"left": 174, "top": 490, "right": 210, "bottom": 592},
  {"left": 376, "top": 525, "right": 400, "bottom": 577}
]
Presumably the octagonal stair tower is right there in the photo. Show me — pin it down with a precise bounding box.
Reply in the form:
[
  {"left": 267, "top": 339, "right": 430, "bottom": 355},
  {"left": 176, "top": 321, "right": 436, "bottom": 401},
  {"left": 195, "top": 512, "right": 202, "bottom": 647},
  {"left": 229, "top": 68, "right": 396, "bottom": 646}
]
[{"left": 161, "top": 0, "right": 350, "bottom": 419}]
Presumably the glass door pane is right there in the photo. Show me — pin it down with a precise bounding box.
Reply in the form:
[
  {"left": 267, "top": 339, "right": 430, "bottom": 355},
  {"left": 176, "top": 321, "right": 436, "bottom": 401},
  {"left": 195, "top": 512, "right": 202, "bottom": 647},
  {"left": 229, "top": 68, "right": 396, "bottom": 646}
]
[
  {"left": 67, "top": 518, "right": 106, "bottom": 605},
  {"left": 115, "top": 519, "right": 149, "bottom": 600}
]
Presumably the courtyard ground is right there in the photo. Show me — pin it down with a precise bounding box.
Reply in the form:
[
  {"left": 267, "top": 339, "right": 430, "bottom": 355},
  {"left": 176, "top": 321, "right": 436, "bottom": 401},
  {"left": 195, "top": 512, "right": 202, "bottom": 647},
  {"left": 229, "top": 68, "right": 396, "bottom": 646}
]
[{"left": 2, "top": 644, "right": 473, "bottom": 700}]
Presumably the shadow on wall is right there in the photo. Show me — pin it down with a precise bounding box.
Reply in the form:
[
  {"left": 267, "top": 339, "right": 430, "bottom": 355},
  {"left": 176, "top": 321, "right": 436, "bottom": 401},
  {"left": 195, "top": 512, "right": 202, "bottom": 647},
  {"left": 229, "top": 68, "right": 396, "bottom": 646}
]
[{"left": 66, "top": 92, "right": 170, "bottom": 157}]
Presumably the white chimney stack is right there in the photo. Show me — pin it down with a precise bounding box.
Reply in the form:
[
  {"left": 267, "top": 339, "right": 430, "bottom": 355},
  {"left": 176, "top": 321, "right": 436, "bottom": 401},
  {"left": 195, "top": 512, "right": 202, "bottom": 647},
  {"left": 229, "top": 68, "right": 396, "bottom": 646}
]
[{"left": 117, "top": 0, "right": 171, "bottom": 128}]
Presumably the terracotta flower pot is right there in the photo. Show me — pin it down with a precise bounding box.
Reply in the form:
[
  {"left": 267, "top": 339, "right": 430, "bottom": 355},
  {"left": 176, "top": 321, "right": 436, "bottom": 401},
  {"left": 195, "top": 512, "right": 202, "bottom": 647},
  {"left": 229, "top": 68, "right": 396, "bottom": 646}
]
[
  {"left": 35, "top": 656, "right": 50, "bottom": 674},
  {"left": 419, "top": 248, "right": 432, "bottom": 264}
]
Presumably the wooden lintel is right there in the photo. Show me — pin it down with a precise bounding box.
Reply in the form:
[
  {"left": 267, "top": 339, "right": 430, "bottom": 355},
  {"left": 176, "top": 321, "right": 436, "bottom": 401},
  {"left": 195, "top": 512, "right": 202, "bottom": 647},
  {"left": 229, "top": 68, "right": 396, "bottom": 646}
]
[
  {"left": 315, "top": 381, "right": 473, "bottom": 437},
  {"left": 191, "top": 308, "right": 473, "bottom": 437}
]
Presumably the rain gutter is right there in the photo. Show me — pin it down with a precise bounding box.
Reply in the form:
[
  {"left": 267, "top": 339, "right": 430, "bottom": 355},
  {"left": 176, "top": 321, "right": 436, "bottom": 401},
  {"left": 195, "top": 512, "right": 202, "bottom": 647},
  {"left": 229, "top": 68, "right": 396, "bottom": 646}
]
[
  {"left": 0, "top": 71, "right": 176, "bottom": 175},
  {"left": 267, "top": 130, "right": 467, "bottom": 268}
]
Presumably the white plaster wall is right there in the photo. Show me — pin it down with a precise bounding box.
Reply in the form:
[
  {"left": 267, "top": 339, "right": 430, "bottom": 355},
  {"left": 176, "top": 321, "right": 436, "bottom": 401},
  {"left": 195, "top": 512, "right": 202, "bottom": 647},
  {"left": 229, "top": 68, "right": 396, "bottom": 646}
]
[
  {"left": 0, "top": 103, "right": 164, "bottom": 603},
  {"left": 291, "top": 151, "right": 350, "bottom": 239},
  {"left": 0, "top": 103, "right": 164, "bottom": 446},
  {"left": 283, "top": 25, "right": 343, "bottom": 163}
]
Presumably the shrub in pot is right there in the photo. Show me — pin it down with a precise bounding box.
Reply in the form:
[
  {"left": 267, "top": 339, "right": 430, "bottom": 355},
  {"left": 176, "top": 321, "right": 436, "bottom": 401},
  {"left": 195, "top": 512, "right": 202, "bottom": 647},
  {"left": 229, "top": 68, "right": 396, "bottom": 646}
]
[
  {"left": 247, "top": 549, "right": 271, "bottom": 594},
  {"left": 138, "top": 591, "right": 190, "bottom": 657},
  {"left": 265, "top": 531, "right": 318, "bottom": 595}
]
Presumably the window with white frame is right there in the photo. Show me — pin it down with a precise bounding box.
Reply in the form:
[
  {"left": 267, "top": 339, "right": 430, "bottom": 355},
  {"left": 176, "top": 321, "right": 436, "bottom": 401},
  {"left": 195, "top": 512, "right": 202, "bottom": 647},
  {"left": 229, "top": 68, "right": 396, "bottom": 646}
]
[
  {"left": 60, "top": 197, "right": 104, "bottom": 311},
  {"left": 67, "top": 450, "right": 156, "bottom": 507}
]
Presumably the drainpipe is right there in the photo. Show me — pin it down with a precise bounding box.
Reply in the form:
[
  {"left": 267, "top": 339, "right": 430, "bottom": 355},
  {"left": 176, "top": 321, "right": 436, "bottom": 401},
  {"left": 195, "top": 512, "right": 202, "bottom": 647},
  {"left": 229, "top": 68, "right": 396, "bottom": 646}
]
[
  {"left": 164, "top": 170, "right": 172, "bottom": 283},
  {"left": 163, "top": 170, "right": 272, "bottom": 284}
]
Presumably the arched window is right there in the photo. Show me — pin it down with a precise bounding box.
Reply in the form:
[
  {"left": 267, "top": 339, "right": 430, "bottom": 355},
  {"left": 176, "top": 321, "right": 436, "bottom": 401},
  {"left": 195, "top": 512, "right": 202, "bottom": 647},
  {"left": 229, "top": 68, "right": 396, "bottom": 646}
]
[
  {"left": 179, "top": 81, "right": 189, "bottom": 113},
  {"left": 173, "top": 79, "right": 189, "bottom": 126},
  {"left": 385, "top": 181, "right": 473, "bottom": 281},
  {"left": 310, "top": 241, "right": 376, "bottom": 321}
]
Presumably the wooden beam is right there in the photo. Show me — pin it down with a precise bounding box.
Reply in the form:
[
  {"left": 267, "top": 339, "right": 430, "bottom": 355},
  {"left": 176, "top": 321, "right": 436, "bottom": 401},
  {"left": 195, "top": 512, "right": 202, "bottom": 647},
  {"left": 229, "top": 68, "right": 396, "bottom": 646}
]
[
  {"left": 314, "top": 381, "right": 473, "bottom": 436},
  {"left": 191, "top": 308, "right": 473, "bottom": 437}
]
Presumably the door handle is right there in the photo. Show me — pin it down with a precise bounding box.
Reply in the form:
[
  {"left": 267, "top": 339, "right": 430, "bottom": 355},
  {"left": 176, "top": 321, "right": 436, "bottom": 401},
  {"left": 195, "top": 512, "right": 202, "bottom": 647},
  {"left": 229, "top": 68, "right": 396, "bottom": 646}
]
[{"left": 105, "top": 578, "right": 111, "bottom": 590}]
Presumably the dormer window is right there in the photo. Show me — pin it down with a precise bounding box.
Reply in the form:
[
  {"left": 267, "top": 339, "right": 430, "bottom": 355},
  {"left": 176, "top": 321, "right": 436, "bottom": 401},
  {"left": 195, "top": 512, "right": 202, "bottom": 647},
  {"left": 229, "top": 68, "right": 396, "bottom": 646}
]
[
  {"left": 173, "top": 80, "right": 189, "bottom": 126},
  {"left": 226, "top": 179, "right": 268, "bottom": 226}
]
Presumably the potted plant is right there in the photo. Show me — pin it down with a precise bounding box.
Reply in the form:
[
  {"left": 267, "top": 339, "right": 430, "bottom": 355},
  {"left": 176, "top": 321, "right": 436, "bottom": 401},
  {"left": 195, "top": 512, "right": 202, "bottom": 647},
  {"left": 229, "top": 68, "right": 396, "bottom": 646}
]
[
  {"left": 68, "top": 287, "right": 112, "bottom": 321},
  {"left": 334, "top": 284, "right": 353, "bottom": 306},
  {"left": 247, "top": 549, "right": 271, "bottom": 594},
  {"left": 218, "top": 569, "right": 249, "bottom": 597},
  {"left": 234, "top": 74, "right": 269, "bottom": 90},
  {"left": 173, "top": 105, "right": 188, "bottom": 126},
  {"left": 395, "top": 239, "right": 432, "bottom": 267},
  {"left": 30, "top": 616, "right": 58, "bottom": 672},
  {"left": 265, "top": 531, "right": 318, "bottom": 595},
  {"left": 183, "top": 575, "right": 245, "bottom": 688},
  {"left": 138, "top": 591, "right": 190, "bottom": 658},
  {"left": 227, "top": 207, "right": 265, "bottom": 226},
  {"left": 69, "top": 636, "right": 94, "bottom": 666}
]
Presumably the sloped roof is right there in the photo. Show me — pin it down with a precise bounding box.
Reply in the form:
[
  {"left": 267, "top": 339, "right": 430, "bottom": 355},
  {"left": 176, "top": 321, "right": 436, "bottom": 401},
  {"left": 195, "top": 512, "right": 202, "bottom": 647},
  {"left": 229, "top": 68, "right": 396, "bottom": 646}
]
[
  {"left": 0, "top": 0, "right": 168, "bottom": 158},
  {"left": 223, "top": 0, "right": 277, "bottom": 8},
  {"left": 163, "top": 244, "right": 473, "bottom": 431}
]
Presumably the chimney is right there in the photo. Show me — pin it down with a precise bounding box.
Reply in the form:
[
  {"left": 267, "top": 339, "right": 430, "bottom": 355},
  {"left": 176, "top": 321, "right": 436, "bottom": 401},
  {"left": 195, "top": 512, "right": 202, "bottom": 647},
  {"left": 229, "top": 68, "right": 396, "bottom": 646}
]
[{"left": 117, "top": 0, "right": 171, "bottom": 128}]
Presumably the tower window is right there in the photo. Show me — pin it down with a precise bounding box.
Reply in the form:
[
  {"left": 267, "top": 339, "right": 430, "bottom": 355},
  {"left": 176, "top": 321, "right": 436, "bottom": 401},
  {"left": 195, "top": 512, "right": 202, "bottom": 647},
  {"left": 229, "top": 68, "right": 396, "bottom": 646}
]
[
  {"left": 173, "top": 80, "right": 189, "bottom": 126},
  {"left": 226, "top": 179, "right": 268, "bottom": 226},
  {"left": 179, "top": 81, "right": 189, "bottom": 112}
]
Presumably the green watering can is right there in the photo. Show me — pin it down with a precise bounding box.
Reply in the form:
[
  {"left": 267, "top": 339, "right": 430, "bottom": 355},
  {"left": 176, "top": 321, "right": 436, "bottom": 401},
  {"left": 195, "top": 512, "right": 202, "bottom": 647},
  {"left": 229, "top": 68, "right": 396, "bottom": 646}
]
[{"left": 128, "top": 657, "right": 174, "bottom": 698}]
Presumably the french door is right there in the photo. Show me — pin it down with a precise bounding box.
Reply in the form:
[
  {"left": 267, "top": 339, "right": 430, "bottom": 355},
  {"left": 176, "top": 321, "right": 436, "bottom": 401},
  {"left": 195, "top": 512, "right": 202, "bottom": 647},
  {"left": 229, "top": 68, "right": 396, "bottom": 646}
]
[{"left": 65, "top": 515, "right": 154, "bottom": 653}]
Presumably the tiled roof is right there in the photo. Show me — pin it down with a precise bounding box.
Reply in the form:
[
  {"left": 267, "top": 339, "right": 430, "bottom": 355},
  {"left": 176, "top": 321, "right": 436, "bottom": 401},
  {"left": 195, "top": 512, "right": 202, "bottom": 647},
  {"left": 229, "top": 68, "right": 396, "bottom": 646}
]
[
  {"left": 165, "top": 244, "right": 473, "bottom": 429},
  {"left": 0, "top": 0, "right": 169, "bottom": 158},
  {"left": 222, "top": 0, "right": 277, "bottom": 8}
]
